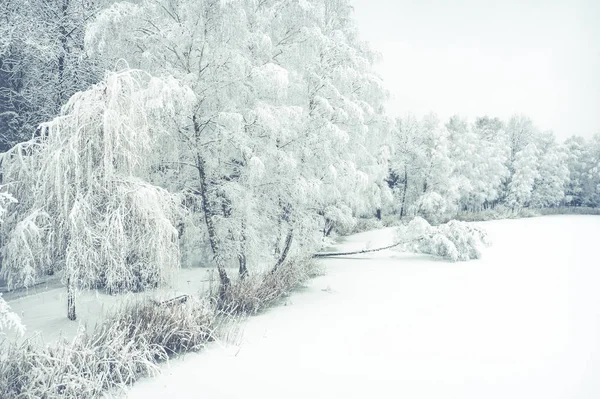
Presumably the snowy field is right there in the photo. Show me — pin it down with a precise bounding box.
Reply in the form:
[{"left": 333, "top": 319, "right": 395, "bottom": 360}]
[{"left": 124, "top": 215, "right": 600, "bottom": 399}]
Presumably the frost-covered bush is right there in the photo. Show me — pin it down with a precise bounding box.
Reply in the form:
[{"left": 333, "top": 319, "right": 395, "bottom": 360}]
[
  {"left": 539, "top": 206, "right": 600, "bottom": 216},
  {"left": 396, "top": 217, "right": 491, "bottom": 261},
  {"left": 0, "top": 296, "right": 216, "bottom": 399},
  {"left": 454, "top": 205, "right": 540, "bottom": 222},
  {"left": 0, "top": 257, "right": 320, "bottom": 398},
  {"left": 351, "top": 217, "right": 384, "bottom": 234},
  {"left": 215, "top": 258, "right": 321, "bottom": 315}
]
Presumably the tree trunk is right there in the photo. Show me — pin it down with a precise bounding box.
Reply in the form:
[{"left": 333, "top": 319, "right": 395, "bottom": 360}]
[
  {"left": 238, "top": 220, "right": 248, "bottom": 279},
  {"left": 195, "top": 153, "right": 230, "bottom": 297},
  {"left": 400, "top": 166, "right": 408, "bottom": 218},
  {"left": 238, "top": 253, "right": 248, "bottom": 279},
  {"left": 272, "top": 228, "right": 293, "bottom": 273},
  {"left": 56, "top": 0, "right": 70, "bottom": 113},
  {"left": 67, "top": 277, "right": 76, "bottom": 321},
  {"left": 323, "top": 220, "right": 334, "bottom": 237},
  {"left": 192, "top": 114, "right": 230, "bottom": 297}
]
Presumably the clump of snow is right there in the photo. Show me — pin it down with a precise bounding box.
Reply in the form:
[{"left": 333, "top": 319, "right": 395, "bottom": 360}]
[{"left": 396, "top": 216, "right": 491, "bottom": 261}]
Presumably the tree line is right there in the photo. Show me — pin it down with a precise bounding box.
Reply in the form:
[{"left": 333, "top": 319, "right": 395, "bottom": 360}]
[{"left": 386, "top": 113, "right": 600, "bottom": 224}]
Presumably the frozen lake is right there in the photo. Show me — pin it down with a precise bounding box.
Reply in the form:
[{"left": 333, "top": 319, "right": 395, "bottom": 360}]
[{"left": 125, "top": 215, "right": 600, "bottom": 399}]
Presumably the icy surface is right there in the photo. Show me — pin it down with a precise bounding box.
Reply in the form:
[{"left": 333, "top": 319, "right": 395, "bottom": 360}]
[{"left": 124, "top": 215, "right": 600, "bottom": 399}]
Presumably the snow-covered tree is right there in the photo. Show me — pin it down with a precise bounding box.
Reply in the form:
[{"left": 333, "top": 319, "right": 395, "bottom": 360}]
[
  {"left": 0, "top": 0, "right": 110, "bottom": 150},
  {"left": 471, "top": 116, "right": 509, "bottom": 209},
  {"left": 530, "top": 137, "right": 569, "bottom": 208},
  {"left": 563, "top": 136, "right": 588, "bottom": 206},
  {"left": 446, "top": 115, "right": 478, "bottom": 211},
  {"left": 576, "top": 134, "right": 600, "bottom": 207},
  {"left": 85, "top": 0, "right": 391, "bottom": 294},
  {"left": 1, "top": 70, "right": 187, "bottom": 319},
  {"left": 389, "top": 113, "right": 455, "bottom": 223},
  {"left": 505, "top": 114, "right": 537, "bottom": 163},
  {"left": 505, "top": 143, "right": 540, "bottom": 209},
  {"left": 388, "top": 114, "right": 423, "bottom": 217}
]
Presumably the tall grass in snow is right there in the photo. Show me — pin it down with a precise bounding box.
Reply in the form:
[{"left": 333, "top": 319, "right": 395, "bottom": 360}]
[{"left": 0, "top": 296, "right": 216, "bottom": 399}]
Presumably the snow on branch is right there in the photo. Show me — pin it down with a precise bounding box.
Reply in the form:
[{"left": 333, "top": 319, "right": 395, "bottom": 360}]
[
  {"left": 395, "top": 217, "right": 491, "bottom": 261},
  {"left": 0, "top": 187, "right": 25, "bottom": 335},
  {"left": 0, "top": 293, "right": 25, "bottom": 336},
  {"left": 1, "top": 69, "right": 190, "bottom": 293}
]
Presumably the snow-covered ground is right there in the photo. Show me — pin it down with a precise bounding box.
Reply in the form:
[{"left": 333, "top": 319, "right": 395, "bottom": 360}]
[
  {"left": 2, "top": 267, "right": 220, "bottom": 344},
  {"left": 123, "top": 215, "right": 600, "bottom": 399}
]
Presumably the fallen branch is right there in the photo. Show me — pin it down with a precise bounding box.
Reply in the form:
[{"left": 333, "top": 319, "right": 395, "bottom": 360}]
[{"left": 313, "top": 239, "right": 412, "bottom": 258}]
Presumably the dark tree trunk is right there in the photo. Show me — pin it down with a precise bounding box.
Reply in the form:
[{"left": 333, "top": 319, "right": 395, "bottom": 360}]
[
  {"left": 272, "top": 228, "right": 293, "bottom": 273},
  {"left": 192, "top": 114, "right": 230, "bottom": 298},
  {"left": 400, "top": 166, "right": 408, "bottom": 218},
  {"left": 67, "top": 277, "right": 76, "bottom": 320},
  {"left": 238, "top": 253, "right": 248, "bottom": 279},
  {"left": 375, "top": 208, "right": 382, "bottom": 220},
  {"left": 238, "top": 220, "right": 248, "bottom": 279},
  {"left": 57, "top": 0, "right": 70, "bottom": 113},
  {"left": 195, "top": 153, "right": 230, "bottom": 297},
  {"left": 323, "top": 220, "right": 334, "bottom": 237}
]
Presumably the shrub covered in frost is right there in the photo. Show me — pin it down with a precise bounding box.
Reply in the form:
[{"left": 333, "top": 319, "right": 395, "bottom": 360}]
[
  {"left": 351, "top": 217, "right": 384, "bottom": 234},
  {"left": 454, "top": 205, "right": 541, "bottom": 222},
  {"left": 0, "top": 256, "right": 320, "bottom": 398},
  {"left": 395, "top": 217, "right": 491, "bottom": 261},
  {"left": 0, "top": 296, "right": 216, "bottom": 399},
  {"left": 215, "top": 258, "right": 321, "bottom": 315}
]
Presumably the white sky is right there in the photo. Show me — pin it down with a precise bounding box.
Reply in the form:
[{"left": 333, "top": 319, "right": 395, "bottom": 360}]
[{"left": 351, "top": 0, "right": 600, "bottom": 140}]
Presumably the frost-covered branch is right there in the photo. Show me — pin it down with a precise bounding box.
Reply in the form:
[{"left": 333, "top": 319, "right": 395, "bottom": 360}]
[
  {"left": 1, "top": 70, "right": 192, "bottom": 318},
  {"left": 0, "top": 293, "right": 25, "bottom": 336}
]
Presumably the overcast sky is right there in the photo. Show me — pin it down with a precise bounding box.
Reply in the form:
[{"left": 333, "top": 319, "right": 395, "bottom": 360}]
[{"left": 351, "top": 0, "right": 600, "bottom": 140}]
